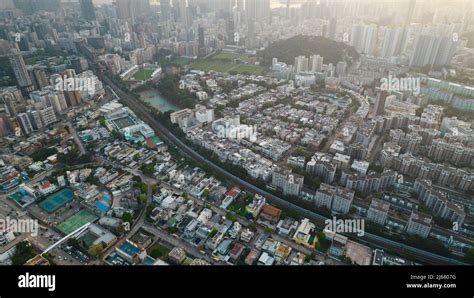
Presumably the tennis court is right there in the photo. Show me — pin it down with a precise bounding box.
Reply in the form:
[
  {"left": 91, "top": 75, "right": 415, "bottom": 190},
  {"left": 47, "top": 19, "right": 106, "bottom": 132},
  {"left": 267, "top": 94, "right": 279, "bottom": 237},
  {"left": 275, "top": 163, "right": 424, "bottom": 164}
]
[
  {"left": 56, "top": 209, "right": 98, "bottom": 235},
  {"left": 112, "top": 116, "right": 136, "bottom": 129},
  {"left": 39, "top": 188, "right": 75, "bottom": 213}
]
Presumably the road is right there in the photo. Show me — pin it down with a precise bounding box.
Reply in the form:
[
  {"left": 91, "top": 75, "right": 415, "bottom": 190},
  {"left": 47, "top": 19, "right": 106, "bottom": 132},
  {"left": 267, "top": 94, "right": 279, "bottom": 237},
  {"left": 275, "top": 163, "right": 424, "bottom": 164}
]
[
  {"left": 67, "top": 121, "right": 87, "bottom": 155},
  {"left": 100, "top": 74, "right": 467, "bottom": 265}
]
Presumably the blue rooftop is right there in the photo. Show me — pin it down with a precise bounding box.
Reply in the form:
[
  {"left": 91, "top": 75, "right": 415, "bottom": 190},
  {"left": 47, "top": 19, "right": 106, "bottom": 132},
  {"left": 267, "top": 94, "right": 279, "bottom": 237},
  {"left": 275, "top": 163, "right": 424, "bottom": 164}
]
[
  {"left": 95, "top": 201, "right": 109, "bottom": 212},
  {"left": 119, "top": 241, "right": 141, "bottom": 256}
]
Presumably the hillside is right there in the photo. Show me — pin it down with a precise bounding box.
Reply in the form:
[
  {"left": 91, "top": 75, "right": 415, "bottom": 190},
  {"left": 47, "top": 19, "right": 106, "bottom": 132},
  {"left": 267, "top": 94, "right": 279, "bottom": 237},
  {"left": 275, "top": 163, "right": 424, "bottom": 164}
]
[{"left": 258, "top": 35, "right": 360, "bottom": 67}]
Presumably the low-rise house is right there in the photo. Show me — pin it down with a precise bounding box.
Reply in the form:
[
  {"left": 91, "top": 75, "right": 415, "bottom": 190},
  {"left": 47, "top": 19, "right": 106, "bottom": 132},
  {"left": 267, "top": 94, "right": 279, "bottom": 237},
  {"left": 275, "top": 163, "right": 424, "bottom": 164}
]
[
  {"left": 258, "top": 251, "right": 274, "bottom": 265},
  {"left": 245, "top": 248, "right": 260, "bottom": 265},
  {"left": 293, "top": 218, "right": 317, "bottom": 248},
  {"left": 240, "top": 228, "right": 254, "bottom": 243},
  {"left": 169, "top": 247, "right": 187, "bottom": 264},
  {"left": 229, "top": 242, "right": 245, "bottom": 262},
  {"left": 276, "top": 218, "right": 298, "bottom": 237},
  {"left": 274, "top": 242, "right": 292, "bottom": 262},
  {"left": 259, "top": 205, "right": 282, "bottom": 225}
]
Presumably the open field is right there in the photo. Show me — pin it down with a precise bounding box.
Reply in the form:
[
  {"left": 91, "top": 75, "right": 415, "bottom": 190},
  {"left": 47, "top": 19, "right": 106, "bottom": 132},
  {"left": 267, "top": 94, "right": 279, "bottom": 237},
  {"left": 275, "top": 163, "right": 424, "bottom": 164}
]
[
  {"left": 130, "top": 69, "right": 155, "bottom": 81},
  {"left": 211, "top": 52, "right": 252, "bottom": 62},
  {"left": 190, "top": 53, "right": 265, "bottom": 75},
  {"left": 171, "top": 57, "right": 193, "bottom": 65}
]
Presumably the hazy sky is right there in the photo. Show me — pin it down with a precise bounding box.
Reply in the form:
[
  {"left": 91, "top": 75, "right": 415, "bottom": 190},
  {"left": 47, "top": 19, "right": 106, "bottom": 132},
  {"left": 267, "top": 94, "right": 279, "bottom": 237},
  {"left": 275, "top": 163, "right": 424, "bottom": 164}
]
[{"left": 91, "top": 0, "right": 306, "bottom": 7}]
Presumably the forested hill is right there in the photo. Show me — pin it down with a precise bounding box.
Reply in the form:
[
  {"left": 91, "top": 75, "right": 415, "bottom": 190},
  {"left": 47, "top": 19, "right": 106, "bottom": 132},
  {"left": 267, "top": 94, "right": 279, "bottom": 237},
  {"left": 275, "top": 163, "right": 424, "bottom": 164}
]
[{"left": 258, "top": 35, "right": 360, "bottom": 67}]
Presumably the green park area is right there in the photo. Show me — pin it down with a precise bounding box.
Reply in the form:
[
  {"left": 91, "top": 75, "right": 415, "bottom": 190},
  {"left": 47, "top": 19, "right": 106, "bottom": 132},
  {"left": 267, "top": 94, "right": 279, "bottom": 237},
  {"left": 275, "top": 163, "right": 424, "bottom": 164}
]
[
  {"left": 171, "top": 57, "right": 193, "bottom": 65},
  {"left": 190, "top": 52, "right": 265, "bottom": 75},
  {"left": 130, "top": 69, "right": 155, "bottom": 81}
]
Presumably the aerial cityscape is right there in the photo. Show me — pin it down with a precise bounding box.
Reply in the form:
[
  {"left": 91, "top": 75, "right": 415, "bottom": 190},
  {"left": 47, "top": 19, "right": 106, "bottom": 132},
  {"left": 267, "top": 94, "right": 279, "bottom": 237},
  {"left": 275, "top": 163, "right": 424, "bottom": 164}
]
[{"left": 0, "top": 0, "right": 474, "bottom": 271}]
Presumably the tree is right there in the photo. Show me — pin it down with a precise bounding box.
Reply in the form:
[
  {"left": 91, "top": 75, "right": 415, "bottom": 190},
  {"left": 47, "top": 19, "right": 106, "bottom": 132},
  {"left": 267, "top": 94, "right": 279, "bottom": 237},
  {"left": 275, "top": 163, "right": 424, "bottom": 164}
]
[
  {"left": 263, "top": 227, "right": 273, "bottom": 234},
  {"left": 99, "top": 118, "right": 106, "bottom": 127},
  {"left": 225, "top": 211, "right": 237, "bottom": 222},
  {"left": 208, "top": 228, "right": 218, "bottom": 238},
  {"left": 305, "top": 253, "right": 315, "bottom": 262},
  {"left": 11, "top": 241, "right": 35, "bottom": 265},
  {"left": 201, "top": 188, "right": 210, "bottom": 198},
  {"left": 31, "top": 147, "right": 58, "bottom": 162},
  {"left": 138, "top": 193, "right": 147, "bottom": 204},
  {"left": 122, "top": 212, "right": 132, "bottom": 223},
  {"left": 89, "top": 243, "right": 104, "bottom": 258},
  {"left": 257, "top": 35, "right": 359, "bottom": 67},
  {"left": 463, "top": 248, "right": 474, "bottom": 264},
  {"left": 292, "top": 147, "right": 307, "bottom": 157},
  {"left": 115, "top": 224, "right": 125, "bottom": 235},
  {"left": 146, "top": 204, "right": 155, "bottom": 218}
]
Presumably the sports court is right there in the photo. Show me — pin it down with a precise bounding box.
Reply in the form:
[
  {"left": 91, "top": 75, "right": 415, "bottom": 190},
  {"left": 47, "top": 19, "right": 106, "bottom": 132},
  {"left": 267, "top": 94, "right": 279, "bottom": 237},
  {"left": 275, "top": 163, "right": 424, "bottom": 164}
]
[
  {"left": 112, "top": 116, "right": 136, "bottom": 130},
  {"left": 39, "top": 188, "right": 75, "bottom": 213},
  {"left": 130, "top": 68, "right": 154, "bottom": 81},
  {"left": 95, "top": 196, "right": 111, "bottom": 213},
  {"left": 56, "top": 209, "right": 98, "bottom": 235},
  {"left": 9, "top": 189, "right": 35, "bottom": 208}
]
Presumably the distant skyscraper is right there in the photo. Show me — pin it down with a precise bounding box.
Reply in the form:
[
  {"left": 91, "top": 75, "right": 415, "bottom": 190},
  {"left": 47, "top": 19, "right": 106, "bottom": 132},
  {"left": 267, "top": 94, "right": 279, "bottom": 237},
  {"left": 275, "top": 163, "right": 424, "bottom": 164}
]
[
  {"left": 294, "top": 55, "right": 309, "bottom": 73},
  {"left": 247, "top": 18, "right": 255, "bottom": 48},
  {"left": 179, "top": 0, "right": 190, "bottom": 41},
  {"left": 336, "top": 61, "right": 347, "bottom": 77},
  {"left": 9, "top": 49, "right": 34, "bottom": 94},
  {"left": 215, "top": 0, "right": 233, "bottom": 14},
  {"left": 0, "top": 0, "right": 14, "bottom": 10},
  {"left": 309, "top": 55, "right": 323, "bottom": 72},
  {"left": 350, "top": 24, "right": 377, "bottom": 56},
  {"left": 373, "top": 90, "right": 388, "bottom": 116},
  {"left": 405, "top": 0, "right": 416, "bottom": 26},
  {"left": 160, "top": 0, "right": 172, "bottom": 21},
  {"left": 13, "top": 0, "right": 60, "bottom": 14},
  {"left": 116, "top": 0, "right": 132, "bottom": 20},
  {"left": 117, "top": 0, "right": 149, "bottom": 22},
  {"left": 246, "top": 0, "right": 257, "bottom": 20},
  {"left": 256, "top": 0, "right": 270, "bottom": 20},
  {"left": 409, "top": 34, "right": 458, "bottom": 67},
  {"left": 328, "top": 18, "right": 337, "bottom": 40},
  {"left": 79, "top": 0, "right": 96, "bottom": 21},
  {"left": 286, "top": 0, "right": 291, "bottom": 19},
  {"left": 236, "top": 0, "right": 244, "bottom": 11},
  {"left": 381, "top": 27, "right": 405, "bottom": 58},
  {"left": 226, "top": 19, "right": 235, "bottom": 44},
  {"left": 198, "top": 26, "right": 205, "bottom": 56},
  {"left": 245, "top": 0, "right": 269, "bottom": 21},
  {"left": 462, "top": 0, "right": 472, "bottom": 31}
]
